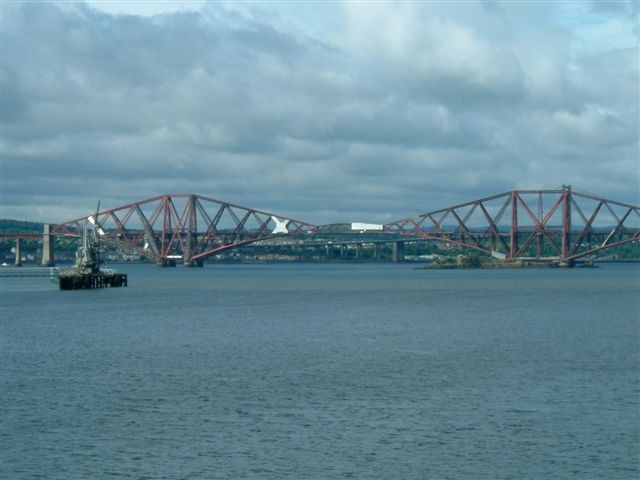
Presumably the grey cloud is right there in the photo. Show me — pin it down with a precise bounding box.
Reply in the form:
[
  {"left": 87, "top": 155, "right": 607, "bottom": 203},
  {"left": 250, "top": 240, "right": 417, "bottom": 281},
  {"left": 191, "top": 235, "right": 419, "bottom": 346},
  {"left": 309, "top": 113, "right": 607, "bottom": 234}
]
[{"left": 1, "top": 1, "right": 638, "bottom": 224}]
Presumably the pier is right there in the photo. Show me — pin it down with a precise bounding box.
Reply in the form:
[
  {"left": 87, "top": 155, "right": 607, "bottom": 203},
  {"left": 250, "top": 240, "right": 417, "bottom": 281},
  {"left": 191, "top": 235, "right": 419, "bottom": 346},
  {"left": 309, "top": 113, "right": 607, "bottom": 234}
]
[{"left": 58, "top": 269, "right": 127, "bottom": 290}]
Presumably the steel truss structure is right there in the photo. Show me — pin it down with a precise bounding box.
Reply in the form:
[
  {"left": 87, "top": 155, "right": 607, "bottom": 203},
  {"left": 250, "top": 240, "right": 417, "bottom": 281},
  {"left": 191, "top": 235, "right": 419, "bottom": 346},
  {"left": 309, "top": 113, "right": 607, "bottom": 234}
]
[
  {"left": 52, "top": 194, "right": 316, "bottom": 266},
  {"left": 384, "top": 188, "right": 640, "bottom": 263},
  {"left": 42, "top": 188, "right": 640, "bottom": 266}
]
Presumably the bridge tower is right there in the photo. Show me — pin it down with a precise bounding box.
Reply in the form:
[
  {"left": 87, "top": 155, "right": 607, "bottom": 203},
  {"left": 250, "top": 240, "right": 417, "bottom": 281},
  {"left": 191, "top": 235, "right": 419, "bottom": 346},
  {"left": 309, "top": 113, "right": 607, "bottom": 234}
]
[
  {"left": 509, "top": 191, "right": 518, "bottom": 259},
  {"left": 41, "top": 224, "right": 55, "bottom": 267},
  {"left": 14, "top": 239, "right": 22, "bottom": 266},
  {"left": 183, "top": 194, "right": 202, "bottom": 267},
  {"left": 561, "top": 185, "right": 573, "bottom": 266}
]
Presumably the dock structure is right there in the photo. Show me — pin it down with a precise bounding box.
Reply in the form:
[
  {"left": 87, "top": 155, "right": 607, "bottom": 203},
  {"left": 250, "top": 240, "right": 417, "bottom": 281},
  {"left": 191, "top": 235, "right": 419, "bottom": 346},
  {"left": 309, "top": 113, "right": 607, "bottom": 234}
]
[
  {"left": 58, "top": 269, "right": 127, "bottom": 290},
  {"left": 57, "top": 207, "right": 127, "bottom": 290}
]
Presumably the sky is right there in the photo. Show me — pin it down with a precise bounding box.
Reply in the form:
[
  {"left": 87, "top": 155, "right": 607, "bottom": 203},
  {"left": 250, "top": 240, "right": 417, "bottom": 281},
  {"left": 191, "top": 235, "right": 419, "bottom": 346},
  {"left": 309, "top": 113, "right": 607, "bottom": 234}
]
[{"left": 1, "top": 0, "right": 638, "bottom": 225}]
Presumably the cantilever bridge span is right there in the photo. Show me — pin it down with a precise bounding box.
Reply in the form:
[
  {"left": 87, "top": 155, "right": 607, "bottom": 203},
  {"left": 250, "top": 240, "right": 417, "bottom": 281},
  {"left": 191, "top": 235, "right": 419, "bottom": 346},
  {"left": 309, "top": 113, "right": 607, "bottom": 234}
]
[
  {"left": 51, "top": 194, "right": 317, "bottom": 266},
  {"left": 384, "top": 188, "right": 640, "bottom": 264},
  {"left": 4, "top": 188, "right": 638, "bottom": 267}
]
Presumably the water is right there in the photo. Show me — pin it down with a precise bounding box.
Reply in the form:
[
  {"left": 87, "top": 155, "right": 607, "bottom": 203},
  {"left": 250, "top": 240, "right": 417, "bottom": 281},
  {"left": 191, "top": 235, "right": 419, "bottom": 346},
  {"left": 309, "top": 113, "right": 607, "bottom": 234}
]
[{"left": 1, "top": 263, "right": 639, "bottom": 479}]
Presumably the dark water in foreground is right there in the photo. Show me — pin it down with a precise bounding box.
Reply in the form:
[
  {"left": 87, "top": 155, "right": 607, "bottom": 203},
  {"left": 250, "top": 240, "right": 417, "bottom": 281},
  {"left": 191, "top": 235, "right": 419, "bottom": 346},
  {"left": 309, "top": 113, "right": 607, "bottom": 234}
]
[{"left": 1, "top": 263, "right": 639, "bottom": 479}]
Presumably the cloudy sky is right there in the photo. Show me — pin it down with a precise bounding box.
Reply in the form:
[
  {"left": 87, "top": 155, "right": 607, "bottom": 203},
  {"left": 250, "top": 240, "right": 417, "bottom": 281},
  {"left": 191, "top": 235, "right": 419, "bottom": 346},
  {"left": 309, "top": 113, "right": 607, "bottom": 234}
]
[{"left": 1, "top": 1, "right": 638, "bottom": 224}]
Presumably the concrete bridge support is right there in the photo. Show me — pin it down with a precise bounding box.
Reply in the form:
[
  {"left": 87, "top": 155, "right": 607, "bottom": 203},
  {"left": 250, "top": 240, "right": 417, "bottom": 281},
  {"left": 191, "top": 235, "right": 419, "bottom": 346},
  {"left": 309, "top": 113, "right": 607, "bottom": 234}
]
[
  {"left": 156, "top": 259, "right": 176, "bottom": 267},
  {"left": 41, "top": 224, "right": 55, "bottom": 267},
  {"left": 392, "top": 241, "right": 405, "bottom": 263},
  {"left": 559, "top": 259, "right": 576, "bottom": 268},
  {"left": 183, "top": 259, "right": 203, "bottom": 267},
  {"left": 14, "top": 239, "right": 22, "bottom": 266}
]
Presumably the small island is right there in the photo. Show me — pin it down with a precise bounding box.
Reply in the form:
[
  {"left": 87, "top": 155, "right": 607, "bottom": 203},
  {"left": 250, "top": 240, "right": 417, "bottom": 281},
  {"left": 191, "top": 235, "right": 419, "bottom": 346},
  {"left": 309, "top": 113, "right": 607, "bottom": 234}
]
[{"left": 422, "top": 253, "right": 596, "bottom": 269}]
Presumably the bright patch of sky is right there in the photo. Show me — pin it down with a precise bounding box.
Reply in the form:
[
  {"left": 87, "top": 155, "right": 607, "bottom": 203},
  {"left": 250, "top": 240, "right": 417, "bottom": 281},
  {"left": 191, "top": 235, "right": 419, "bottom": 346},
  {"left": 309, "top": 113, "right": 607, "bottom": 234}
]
[
  {"left": 554, "top": 1, "right": 638, "bottom": 55},
  {"left": 84, "top": 0, "right": 206, "bottom": 17}
]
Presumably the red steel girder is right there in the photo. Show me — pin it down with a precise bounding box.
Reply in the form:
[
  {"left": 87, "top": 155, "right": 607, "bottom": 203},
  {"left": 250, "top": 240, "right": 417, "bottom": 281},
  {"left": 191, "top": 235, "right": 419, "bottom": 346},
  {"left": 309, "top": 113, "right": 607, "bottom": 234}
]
[
  {"left": 41, "top": 188, "right": 639, "bottom": 264},
  {"left": 384, "top": 188, "right": 640, "bottom": 261},
  {"left": 52, "top": 194, "right": 317, "bottom": 265}
]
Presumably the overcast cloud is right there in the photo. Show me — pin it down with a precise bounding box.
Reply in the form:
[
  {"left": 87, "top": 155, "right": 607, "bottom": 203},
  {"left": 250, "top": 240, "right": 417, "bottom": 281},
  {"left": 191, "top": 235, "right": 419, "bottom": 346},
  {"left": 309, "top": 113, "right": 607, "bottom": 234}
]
[{"left": 1, "top": 0, "right": 638, "bottom": 224}]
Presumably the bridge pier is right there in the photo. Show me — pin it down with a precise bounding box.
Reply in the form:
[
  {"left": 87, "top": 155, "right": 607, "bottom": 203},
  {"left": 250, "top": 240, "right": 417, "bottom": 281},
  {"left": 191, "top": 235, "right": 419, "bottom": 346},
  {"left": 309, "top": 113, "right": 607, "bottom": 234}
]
[
  {"left": 325, "top": 244, "right": 332, "bottom": 260},
  {"left": 41, "top": 224, "right": 55, "bottom": 267},
  {"left": 14, "top": 239, "right": 22, "bottom": 266},
  {"left": 156, "top": 259, "right": 176, "bottom": 267},
  {"left": 537, "top": 232, "right": 544, "bottom": 258},
  {"left": 392, "top": 241, "right": 405, "bottom": 263},
  {"left": 183, "top": 259, "right": 203, "bottom": 267},
  {"left": 559, "top": 259, "right": 575, "bottom": 268}
]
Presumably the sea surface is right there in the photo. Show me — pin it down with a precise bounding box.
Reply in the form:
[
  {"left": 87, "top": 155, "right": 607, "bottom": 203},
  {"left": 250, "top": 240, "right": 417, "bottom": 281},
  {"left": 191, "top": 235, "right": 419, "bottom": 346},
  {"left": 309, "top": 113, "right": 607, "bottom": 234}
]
[{"left": 1, "top": 263, "right": 639, "bottom": 479}]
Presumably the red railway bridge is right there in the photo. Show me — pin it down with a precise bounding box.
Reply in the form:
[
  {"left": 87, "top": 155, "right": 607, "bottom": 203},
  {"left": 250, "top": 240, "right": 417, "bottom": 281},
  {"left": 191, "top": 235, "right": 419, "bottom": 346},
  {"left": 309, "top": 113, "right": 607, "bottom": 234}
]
[{"left": 2, "top": 187, "right": 639, "bottom": 267}]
